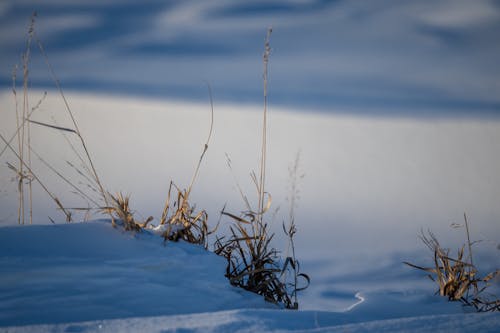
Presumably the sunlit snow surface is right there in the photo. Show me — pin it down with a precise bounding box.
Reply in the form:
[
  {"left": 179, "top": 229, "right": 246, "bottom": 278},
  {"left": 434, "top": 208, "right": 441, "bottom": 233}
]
[{"left": 1, "top": 91, "right": 500, "bottom": 331}]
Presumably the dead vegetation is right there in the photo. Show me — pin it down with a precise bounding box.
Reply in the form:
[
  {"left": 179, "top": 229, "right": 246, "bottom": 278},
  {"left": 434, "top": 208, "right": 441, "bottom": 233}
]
[
  {"left": 1, "top": 12, "right": 109, "bottom": 225},
  {"left": 155, "top": 82, "right": 217, "bottom": 249},
  {"left": 215, "top": 203, "right": 294, "bottom": 307},
  {"left": 214, "top": 195, "right": 309, "bottom": 309},
  {"left": 214, "top": 29, "right": 309, "bottom": 309},
  {"left": 405, "top": 214, "right": 500, "bottom": 312},
  {"left": 105, "top": 193, "right": 153, "bottom": 232},
  {"left": 1, "top": 15, "right": 308, "bottom": 309},
  {"left": 158, "top": 181, "right": 216, "bottom": 249},
  {"left": 281, "top": 150, "right": 309, "bottom": 308}
]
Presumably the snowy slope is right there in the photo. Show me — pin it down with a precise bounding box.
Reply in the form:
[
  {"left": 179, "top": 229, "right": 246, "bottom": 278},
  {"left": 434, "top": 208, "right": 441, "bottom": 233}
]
[
  {"left": 0, "top": 221, "right": 271, "bottom": 327},
  {"left": 1, "top": 221, "right": 499, "bottom": 332}
]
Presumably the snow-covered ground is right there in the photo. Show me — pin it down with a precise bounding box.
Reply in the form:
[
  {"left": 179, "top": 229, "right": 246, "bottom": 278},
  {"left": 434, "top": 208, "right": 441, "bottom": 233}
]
[
  {"left": 1, "top": 220, "right": 499, "bottom": 332},
  {"left": 0, "top": 221, "right": 272, "bottom": 327},
  {"left": 1, "top": 90, "right": 500, "bottom": 331}
]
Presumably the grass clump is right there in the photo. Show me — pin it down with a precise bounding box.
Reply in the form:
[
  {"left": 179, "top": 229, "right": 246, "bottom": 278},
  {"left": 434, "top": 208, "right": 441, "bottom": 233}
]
[
  {"left": 2, "top": 13, "right": 215, "bottom": 237},
  {"left": 215, "top": 195, "right": 309, "bottom": 309},
  {"left": 158, "top": 181, "right": 215, "bottom": 249},
  {"left": 106, "top": 193, "right": 153, "bottom": 232},
  {"left": 214, "top": 29, "right": 308, "bottom": 309},
  {"left": 405, "top": 214, "right": 500, "bottom": 312},
  {"left": 156, "top": 83, "right": 216, "bottom": 249},
  {"left": 215, "top": 203, "right": 294, "bottom": 307}
]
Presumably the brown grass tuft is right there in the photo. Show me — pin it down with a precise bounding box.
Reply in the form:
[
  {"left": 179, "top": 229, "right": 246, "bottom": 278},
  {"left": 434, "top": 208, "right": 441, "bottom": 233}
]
[
  {"left": 159, "top": 182, "right": 216, "bottom": 249},
  {"left": 214, "top": 28, "right": 308, "bottom": 309},
  {"left": 105, "top": 193, "right": 153, "bottom": 232},
  {"left": 405, "top": 214, "right": 500, "bottom": 312},
  {"left": 215, "top": 201, "right": 295, "bottom": 308},
  {"left": 157, "top": 83, "right": 216, "bottom": 248}
]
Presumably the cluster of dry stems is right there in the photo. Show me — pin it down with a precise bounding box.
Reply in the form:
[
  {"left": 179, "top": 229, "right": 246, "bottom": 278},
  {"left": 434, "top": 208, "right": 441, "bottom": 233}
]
[
  {"left": 0, "top": 16, "right": 308, "bottom": 309},
  {"left": 405, "top": 214, "right": 500, "bottom": 312}
]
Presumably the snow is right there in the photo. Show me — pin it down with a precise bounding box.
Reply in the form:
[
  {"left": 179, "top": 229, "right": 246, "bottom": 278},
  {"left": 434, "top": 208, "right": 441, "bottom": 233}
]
[
  {"left": 0, "top": 221, "right": 271, "bottom": 327},
  {"left": 1, "top": 90, "right": 500, "bottom": 331},
  {"left": 5, "top": 311, "right": 500, "bottom": 333},
  {"left": 1, "top": 221, "right": 499, "bottom": 332}
]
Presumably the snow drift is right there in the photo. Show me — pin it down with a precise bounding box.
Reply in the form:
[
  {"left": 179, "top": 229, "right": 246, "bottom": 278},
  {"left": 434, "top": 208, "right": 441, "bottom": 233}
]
[{"left": 1, "top": 221, "right": 499, "bottom": 332}]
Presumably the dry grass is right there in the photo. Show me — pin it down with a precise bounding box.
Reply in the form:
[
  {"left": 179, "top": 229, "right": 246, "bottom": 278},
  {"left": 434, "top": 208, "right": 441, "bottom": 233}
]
[
  {"left": 214, "top": 29, "right": 308, "bottom": 309},
  {"left": 214, "top": 194, "right": 294, "bottom": 307},
  {"left": 158, "top": 181, "right": 216, "bottom": 249},
  {"left": 405, "top": 214, "right": 500, "bottom": 312},
  {"left": 9, "top": 13, "right": 37, "bottom": 225},
  {"left": 105, "top": 193, "right": 153, "bottom": 232},
  {"left": 214, "top": 199, "right": 309, "bottom": 309},
  {"left": 2, "top": 13, "right": 217, "bottom": 235},
  {"left": 1, "top": 141, "right": 72, "bottom": 222},
  {"left": 2, "top": 16, "right": 310, "bottom": 309},
  {"left": 33, "top": 18, "right": 112, "bottom": 225},
  {"left": 1, "top": 12, "right": 107, "bottom": 224},
  {"left": 156, "top": 83, "right": 216, "bottom": 248},
  {"left": 281, "top": 150, "right": 309, "bottom": 308}
]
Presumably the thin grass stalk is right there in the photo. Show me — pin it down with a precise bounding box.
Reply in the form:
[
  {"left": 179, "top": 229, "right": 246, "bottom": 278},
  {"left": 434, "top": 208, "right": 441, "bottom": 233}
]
[
  {"left": 464, "top": 213, "right": 474, "bottom": 268},
  {"left": 18, "top": 13, "right": 36, "bottom": 225},
  {"left": 159, "top": 83, "right": 214, "bottom": 246},
  {"left": 288, "top": 223, "right": 298, "bottom": 306},
  {"left": 66, "top": 161, "right": 98, "bottom": 192},
  {"left": 27, "top": 119, "right": 77, "bottom": 133},
  {"left": 51, "top": 115, "right": 94, "bottom": 182},
  {"left": 25, "top": 118, "right": 103, "bottom": 210},
  {"left": 160, "top": 181, "right": 173, "bottom": 225},
  {"left": 258, "top": 28, "right": 272, "bottom": 229},
  {"left": 0, "top": 131, "right": 71, "bottom": 221},
  {"left": 225, "top": 154, "right": 252, "bottom": 212},
  {"left": 284, "top": 151, "right": 303, "bottom": 303},
  {"left": 25, "top": 64, "right": 34, "bottom": 225},
  {"left": 463, "top": 213, "right": 475, "bottom": 300},
  {"left": 185, "top": 82, "right": 214, "bottom": 199},
  {"left": 11, "top": 65, "right": 19, "bottom": 156},
  {"left": 9, "top": 77, "right": 47, "bottom": 225},
  {"left": 33, "top": 31, "right": 112, "bottom": 224},
  {"left": 28, "top": 144, "right": 100, "bottom": 207},
  {"left": 27, "top": 105, "right": 33, "bottom": 224},
  {"left": 26, "top": 92, "right": 48, "bottom": 223},
  {"left": 0, "top": 91, "right": 46, "bottom": 160},
  {"left": 12, "top": 65, "right": 22, "bottom": 225}
]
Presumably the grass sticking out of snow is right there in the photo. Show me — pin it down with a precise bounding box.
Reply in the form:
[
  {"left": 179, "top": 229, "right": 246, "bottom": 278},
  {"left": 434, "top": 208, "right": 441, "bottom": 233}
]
[
  {"left": 1, "top": 16, "right": 307, "bottom": 311},
  {"left": 405, "top": 214, "right": 500, "bottom": 312}
]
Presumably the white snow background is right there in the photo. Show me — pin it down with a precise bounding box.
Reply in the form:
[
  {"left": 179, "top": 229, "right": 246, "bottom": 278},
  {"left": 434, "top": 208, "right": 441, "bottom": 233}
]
[{"left": 1, "top": 90, "right": 500, "bottom": 332}]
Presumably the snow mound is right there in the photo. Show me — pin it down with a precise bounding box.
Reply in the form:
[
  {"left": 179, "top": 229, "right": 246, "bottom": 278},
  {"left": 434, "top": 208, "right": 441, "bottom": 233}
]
[
  {"left": 0, "top": 221, "right": 271, "bottom": 327},
  {"left": 1, "top": 221, "right": 499, "bottom": 332}
]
